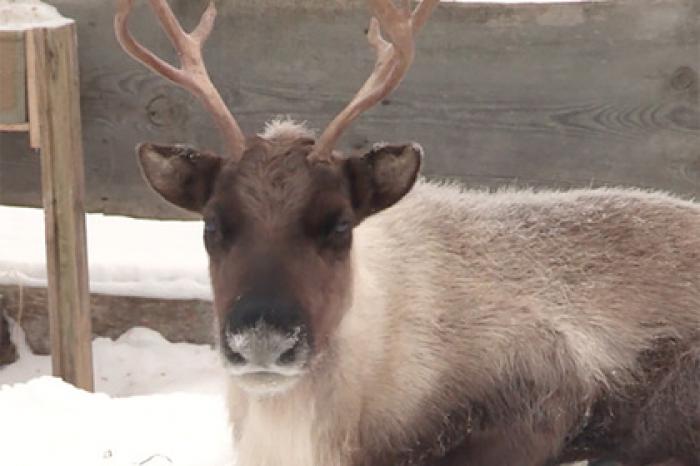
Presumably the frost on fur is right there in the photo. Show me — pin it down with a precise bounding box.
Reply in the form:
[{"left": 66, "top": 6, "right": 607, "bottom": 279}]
[{"left": 258, "top": 118, "right": 316, "bottom": 144}]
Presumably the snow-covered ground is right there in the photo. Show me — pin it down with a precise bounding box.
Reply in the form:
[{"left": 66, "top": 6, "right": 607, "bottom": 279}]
[
  {"left": 0, "top": 323, "right": 234, "bottom": 466},
  {"left": 0, "top": 205, "right": 233, "bottom": 465}
]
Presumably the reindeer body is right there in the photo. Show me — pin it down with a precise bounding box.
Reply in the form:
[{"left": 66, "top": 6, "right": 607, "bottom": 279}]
[
  {"left": 114, "top": 1, "right": 700, "bottom": 464},
  {"left": 228, "top": 178, "right": 700, "bottom": 466}
]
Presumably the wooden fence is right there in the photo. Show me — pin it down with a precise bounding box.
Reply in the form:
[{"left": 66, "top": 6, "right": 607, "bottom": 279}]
[{"left": 1, "top": 0, "right": 698, "bottom": 219}]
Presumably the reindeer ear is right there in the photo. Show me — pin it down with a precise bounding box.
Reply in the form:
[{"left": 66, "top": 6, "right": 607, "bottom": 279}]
[
  {"left": 137, "top": 143, "right": 223, "bottom": 213},
  {"left": 345, "top": 142, "right": 423, "bottom": 220}
]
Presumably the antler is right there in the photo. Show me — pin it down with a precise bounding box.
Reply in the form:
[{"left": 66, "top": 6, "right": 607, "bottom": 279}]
[
  {"left": 114, "top": 0, "right": 246, "bottom": 159},
  {"left": 309, "top": 0, "right": 439, "bottom": 162}
]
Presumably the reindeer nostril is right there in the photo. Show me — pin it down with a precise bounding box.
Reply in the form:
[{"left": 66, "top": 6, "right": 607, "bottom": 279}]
[
  {"left": 227, "top": 350, "right": 246, "bottom": 365},
  {"left": 277, "top": 346, "right": 297, "bottom": 365}
]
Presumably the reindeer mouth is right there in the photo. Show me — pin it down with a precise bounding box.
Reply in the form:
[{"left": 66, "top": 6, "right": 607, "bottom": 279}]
[
  {"left": 224, "top": 352, "right": 309, "bottom": 397},
  {"left": 228, "top": 362, "right": 307, "bottom": 377},
  {"left": 230, "top": 368, "right": 305, "bottom": 397}
]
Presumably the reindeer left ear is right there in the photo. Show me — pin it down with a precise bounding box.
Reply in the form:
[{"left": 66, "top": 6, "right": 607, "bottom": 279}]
[
  {"left": 137, "top": 143, "right": 223, "bottom": 213},
  {"left": 345, "top": 142, "right": 423, "bottom": 220}
]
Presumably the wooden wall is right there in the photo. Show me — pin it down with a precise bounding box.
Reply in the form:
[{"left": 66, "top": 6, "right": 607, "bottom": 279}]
[{"left": 0, "top": 0, "right": 698, "bottom": 219}]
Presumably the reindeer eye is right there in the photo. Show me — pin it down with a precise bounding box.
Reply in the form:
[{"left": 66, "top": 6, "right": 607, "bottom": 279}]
[
  {"left": 174, "top": 145, "right": 196, "bottom": 159},
  {"left": 309, "top": 207, "right": 353, "bottom": 253},
  {"left": 203, "top": 216, "right": 228, "bottom": 253},
  {"left": 333, "top": 220, "right": 351, "bottom": 235},
  {"left": 204, "top": 218, "right": 217, "bottom": 233},
  {"left": 203, "top": 214, "right": 237, "bottom": 253}
]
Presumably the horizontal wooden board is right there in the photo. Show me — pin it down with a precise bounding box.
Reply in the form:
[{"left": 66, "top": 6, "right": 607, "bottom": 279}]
[
  {"left": 0, "top": 123, "right": 29, "bottom": 132},
  {"left": 0, "top": 284, "right": 214, "bottom": 355},
  {"left": 0, "top": 31, "right": 27, "bottom": 125},
  {"left": 0, "top": 0, "right": 698, "bottom": 219}
]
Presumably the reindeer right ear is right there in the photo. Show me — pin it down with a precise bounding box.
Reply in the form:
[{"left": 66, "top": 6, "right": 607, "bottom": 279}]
[
  {"left": 137, "top": 143, "right": 223, "bottom": 213},
  {"left": 345, "top": 142, "right": 423, "bottom": 221}
]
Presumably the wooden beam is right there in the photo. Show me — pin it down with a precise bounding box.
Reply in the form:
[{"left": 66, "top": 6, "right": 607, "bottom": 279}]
[
  {"left": 29, "top": 23, "right": 94, "bottom": 392},
  {"left": 0, "top": 30, "right": 27, "bottom": 125},
  {"left": 25, "top": 29, "right": 41, "bottom": 149},
  {"left": 0, "top": 284, "right": 215, "bottom": 355},
  {"left": 0, "top": 123, "right": 30, "bottom": 132}
]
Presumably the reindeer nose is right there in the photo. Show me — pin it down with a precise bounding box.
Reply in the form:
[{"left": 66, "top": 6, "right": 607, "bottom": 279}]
[
  {"left": 227, "top": 295, "right": 304, "bottom": 332},
  {"left": 222, "top": 295, "right": 309, "bottom": 368}
]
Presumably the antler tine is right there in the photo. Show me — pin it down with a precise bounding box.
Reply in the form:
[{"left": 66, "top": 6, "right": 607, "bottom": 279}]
[
  {"left": 309, "top": 0, "right": 439, "bottom": 162},
  {"left": 411, "top": 0, "right": 439, "bottom": 33},
  {"left": 114, "top": 0, "right": 246, "bottom": 159}
]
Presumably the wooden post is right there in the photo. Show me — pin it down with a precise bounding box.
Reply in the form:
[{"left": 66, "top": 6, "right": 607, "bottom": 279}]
[{"left": 28, "top": 22, "right": 94, "bottom": 391}]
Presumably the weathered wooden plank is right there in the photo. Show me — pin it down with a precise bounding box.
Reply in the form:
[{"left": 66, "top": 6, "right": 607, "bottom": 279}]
[
  {"left": 0, "top": 123, "right": 29, "bottom": 132},
  {"left": 0, "top": 284, "right": 214, "bottom": 356},
  {"left": 25, "top": 29, "right": 42, "bottom": 149},
  {"left": 0, "top": 30, "right": 27, "bottom": 125},
  {"left": 0, "top": 0, "right": 698, "bottom": 219},
  {"left": 30, "top": 23, "right": 94, "bottom": 391}
]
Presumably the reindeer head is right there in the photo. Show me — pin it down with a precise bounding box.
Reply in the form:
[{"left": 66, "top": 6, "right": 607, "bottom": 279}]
[{"left": 115, "top": 0, "right": 438, "bottom": 396}]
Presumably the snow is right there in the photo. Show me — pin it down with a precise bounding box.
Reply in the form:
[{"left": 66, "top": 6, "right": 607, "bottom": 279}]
[
  {"left": 1, "top": 322, "right": 225, "bottom": 395},
  {"left": 0, "top": 322, "right": 235, "bottom": 466},
  {"left": 0, "top": 377, "right": 233, "bottom": 466},
  {"left": 0, "top": 206, "right": 229, "bottom": 464},
  {"left": 0, "top": 206, "right": 211, "bottom": 300},
  {"left": 0, "top": 205, "right": 232, "bottom": 466},
  {"left": 0, "top": 0, "right": 72, "bottom": 31}
]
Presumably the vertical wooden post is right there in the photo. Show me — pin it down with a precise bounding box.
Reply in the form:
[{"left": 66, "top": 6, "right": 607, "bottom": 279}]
[{"left": 28, "top": 22, "right": 94, "bottom": 391}]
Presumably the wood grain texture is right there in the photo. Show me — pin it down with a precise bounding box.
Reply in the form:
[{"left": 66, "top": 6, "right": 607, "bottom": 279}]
[
  {"left": 31, "top": 23, "right": 94, "bottom": 391},
  {"left": 0, "top": 123, "right": 29, "bottom": 132},
  {"left": 0, "top": 284, "right": 214, "bottom": 356},
  {"left": 0, "top": 0, "right": 698, "bottom": 219},
  {"left": 0, "top": 31, "right": 27, "bottom": 125},
  {"left": 25, "top": 29, "right": 41, "bottom": 149}
]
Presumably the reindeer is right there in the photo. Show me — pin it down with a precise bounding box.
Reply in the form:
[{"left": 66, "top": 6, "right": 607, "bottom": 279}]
[{"left": 114, "top": 1, "right": 700, "bottom": 465}]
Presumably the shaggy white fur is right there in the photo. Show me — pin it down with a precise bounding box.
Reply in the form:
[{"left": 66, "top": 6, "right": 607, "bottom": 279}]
[{"left": 257, "top": 118, "right": 316, "bottom": 143}]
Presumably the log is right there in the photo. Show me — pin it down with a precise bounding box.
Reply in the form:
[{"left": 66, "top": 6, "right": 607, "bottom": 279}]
[{"left": 0, "top": 284, "right": 214, "bottom": 356}]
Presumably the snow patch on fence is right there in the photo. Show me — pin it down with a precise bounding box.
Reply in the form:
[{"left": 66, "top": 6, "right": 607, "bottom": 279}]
[
  {"left": 0, "top": 206, "right": 211, "bottom": 300},
  {"left": 0, "top": 0, "right": 72, "bottom": 30}
]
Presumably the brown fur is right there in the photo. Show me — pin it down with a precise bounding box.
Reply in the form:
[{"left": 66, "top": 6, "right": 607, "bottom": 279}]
[
  {"left": 137, "top": 122, "right": 700, "bottom": 466},
  {"left": 203, "top": 136, "right": 356, "bottom": 351}
]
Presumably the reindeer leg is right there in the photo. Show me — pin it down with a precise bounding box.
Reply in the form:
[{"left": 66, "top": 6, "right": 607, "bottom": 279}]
[
  {"left": 618, "top": 346, "right": 700, "bottom": 466},
  {"left": 432, "top": 428, "right": 566, "bottom": 466}
]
